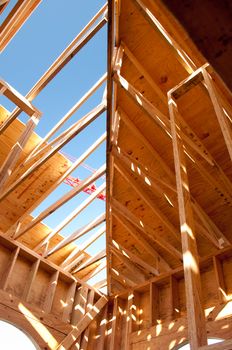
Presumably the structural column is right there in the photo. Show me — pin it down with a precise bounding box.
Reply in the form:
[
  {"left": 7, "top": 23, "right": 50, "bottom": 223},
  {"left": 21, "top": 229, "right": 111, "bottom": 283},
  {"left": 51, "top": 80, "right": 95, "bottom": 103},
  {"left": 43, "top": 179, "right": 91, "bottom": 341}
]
[{"left": 168, "top": 93, "right": 207, "bottom": 349}]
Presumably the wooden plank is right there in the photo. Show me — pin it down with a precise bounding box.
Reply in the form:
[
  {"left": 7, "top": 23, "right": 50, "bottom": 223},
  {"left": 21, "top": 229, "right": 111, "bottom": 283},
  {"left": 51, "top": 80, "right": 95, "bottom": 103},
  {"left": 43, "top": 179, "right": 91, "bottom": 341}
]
[
  {"left": 169, "top": 94, "right": 207, "bottom": 348},
  {"left": 62, "top": 281, "right": 77, "bottom": 323},
  {"left": 56, "top": 296, "right": 108, "bottom": 350},
  {"left": 0, "top": 246, "right": 20, "bottom": 290},
  {"left": 111, "top": 268, "right": 136, "bottom": 288},
  {"left": 109, "top": 297, "right": 120, "bottom": 350},
  {"left": 43, "top": 270, "right": 59, "bottom": 313},
  {"left": 22, "top": 259, "right": 40, "bottom": 302}
]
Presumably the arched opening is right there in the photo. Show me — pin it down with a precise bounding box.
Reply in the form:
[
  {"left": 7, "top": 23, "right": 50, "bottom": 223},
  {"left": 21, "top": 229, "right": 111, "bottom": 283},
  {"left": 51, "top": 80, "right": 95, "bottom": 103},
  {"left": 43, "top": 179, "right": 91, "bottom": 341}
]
[
  {"left": 0, "top": 320, "right": 39, "bottom": 350},
  {"left": 176, "top": 338, "right": 224, "bottom": 349}
]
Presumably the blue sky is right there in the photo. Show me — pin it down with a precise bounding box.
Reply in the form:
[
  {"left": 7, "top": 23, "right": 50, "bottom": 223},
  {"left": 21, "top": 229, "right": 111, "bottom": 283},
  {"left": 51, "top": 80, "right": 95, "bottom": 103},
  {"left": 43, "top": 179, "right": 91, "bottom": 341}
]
[{"left": 0, "top": 1, "right": 107, "bottom": 286}]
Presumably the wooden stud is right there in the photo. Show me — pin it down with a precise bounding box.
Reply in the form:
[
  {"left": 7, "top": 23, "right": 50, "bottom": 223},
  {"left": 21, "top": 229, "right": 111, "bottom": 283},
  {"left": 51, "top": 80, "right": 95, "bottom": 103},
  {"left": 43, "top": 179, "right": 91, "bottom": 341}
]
[
  {"left": 62, "top": 281, "right": 77, "bottom": 323},
  {"left": 0, "top": 246, "right": 20, "bottom": 291},
  {"left": 213, "top": 256, "right": 227, "bottom": 303},
  {"left": 169, "top": 275, "right": 180, "bottom": 319},
  {"left": 150, "top": 282, "right": 159, "bottom": 326},
  {"left": 71, "top": 285, "right": 89, "bottom": 325},
  {"left": 22, "top": 259, "right": 40, "bottom": 302},
  {"left": 80, "top": 289, "right": 95, "bottom": 350},
  {"left": 43, "top": 270, "right": 59, "bottom": 313},
  {"left": 169, "top": 94, "right": 207, "bottom": 348},
  {"left": 95, "top": 304, "right": 108, "bottom": 350}
]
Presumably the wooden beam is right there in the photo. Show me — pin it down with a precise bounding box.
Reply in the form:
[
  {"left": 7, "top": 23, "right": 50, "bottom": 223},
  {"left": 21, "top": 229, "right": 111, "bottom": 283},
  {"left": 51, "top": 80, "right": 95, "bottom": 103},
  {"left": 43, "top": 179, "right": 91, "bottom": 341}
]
[
  {"left": 0, "top": 79, "right": 40, "bottom": 117},
  {"left": 132, "top": 0, "right": 196, "bottom": 73},
  {"left": 0, "top": 0, "right": 9, "bottom": 15},
  {"left": 8, "top": 132, "right": 106, "bottom": 237},
  {"left": 118, "top": 109, "right": 229, "bottom": 250},
  {"left": 46, "top": 213, "right": 105, "bottom": 257},
  {"left": 115, "top": 75, "right": 232, "bottom": 202},
  {"left": 13, "top": 164, "right": 106, "bottom": 239},
  {"left": 110, "top": 245, "right": 146, "bottom": 283},
  {"left": 59, "top": 225, "right": 105, "bottom": 271},
  {"left": 111, "top": 198, "right": 182, "bottom": 261},
  {"left": 202, "top": 68, "right": 232, "bottom": 161},
  {"left": 111, "top": 268, "right": 136, "bottom": 288},
  {"left": 82, "top": 261, "right": 106, "bottom": 282},
  {"left": 35, "top": 182, "right": 106, "bottom": 252},
  {"left": 26, "top": 73, "right": 107, "bottom": 162},
  {"left": 0, "top": 0, "right": 42, "bottom": 53},
  {"left": 112, "top": 210, "right": 170, "bottom": 273},
  {"left": 0, "top": 112, "right": 41, "bottom": 192},
  {"left": 0, "top": 103, "right": 106, "bottom": 202},
  {"left": 55, "top": 296, "right": 108, "bottom": 350},
  {"left": 72, "top": 249, "right": 106, "bottom": 274},
  {"left": 111, "top": 239, "right": 159, "bottom": 275},
  {"left": 169, "top": 94, "right": 207, "bottom": 348},
  {"left": 4, "top": 3, "right": 107, "bottom": 130}
]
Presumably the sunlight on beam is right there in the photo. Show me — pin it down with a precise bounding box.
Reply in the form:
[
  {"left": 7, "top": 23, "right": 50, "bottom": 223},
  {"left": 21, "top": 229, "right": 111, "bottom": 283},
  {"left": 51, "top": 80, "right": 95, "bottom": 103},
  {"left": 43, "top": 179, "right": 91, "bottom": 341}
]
[
  {"left": 181, "top": 223, "right": 194, "bottom": 239},
  {"left": 183, "top": 250, "right": 198, "bottom": 274},
  {"left": 18, "top": 303, "right": 58, "bottom": 349}
]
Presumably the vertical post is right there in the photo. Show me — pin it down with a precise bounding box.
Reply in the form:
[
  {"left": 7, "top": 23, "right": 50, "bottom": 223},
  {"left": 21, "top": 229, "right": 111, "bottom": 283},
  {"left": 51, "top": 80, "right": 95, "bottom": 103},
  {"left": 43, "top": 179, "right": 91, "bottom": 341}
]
[{"left": 168, "top": 93, "right": 207, "bottom": 349}]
